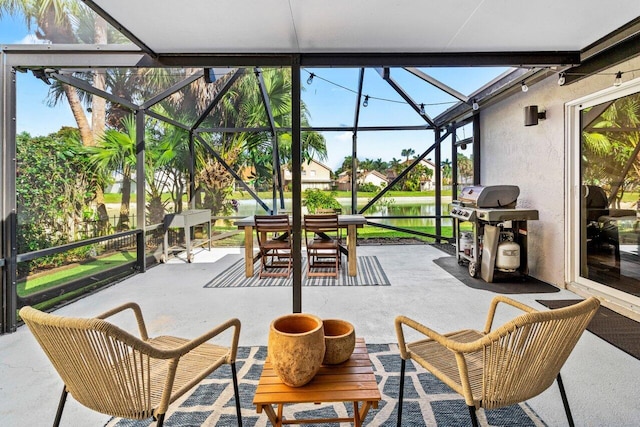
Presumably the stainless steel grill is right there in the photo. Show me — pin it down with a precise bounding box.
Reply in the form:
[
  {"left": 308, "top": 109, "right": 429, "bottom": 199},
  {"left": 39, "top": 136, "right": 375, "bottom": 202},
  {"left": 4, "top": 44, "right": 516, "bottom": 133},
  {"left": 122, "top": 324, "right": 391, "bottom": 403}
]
[{"left": 452, "top": 185, "right": 538, "bottom": 282}]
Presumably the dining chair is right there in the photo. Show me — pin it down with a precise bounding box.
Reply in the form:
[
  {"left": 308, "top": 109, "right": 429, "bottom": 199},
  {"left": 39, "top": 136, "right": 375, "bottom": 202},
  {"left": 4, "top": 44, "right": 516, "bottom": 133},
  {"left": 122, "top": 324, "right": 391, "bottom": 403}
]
[
  {"left": 19, "top": 303, "right": 243, "bottom": 427},
  {"left": 254, "top": 214, "right": 293, "bottom": 278},
  {"left": 395, "top": 296, "right": 600, "bottom": 427},
  {"left": 304, "top": 214, "right": 341, "bottom": 278}
]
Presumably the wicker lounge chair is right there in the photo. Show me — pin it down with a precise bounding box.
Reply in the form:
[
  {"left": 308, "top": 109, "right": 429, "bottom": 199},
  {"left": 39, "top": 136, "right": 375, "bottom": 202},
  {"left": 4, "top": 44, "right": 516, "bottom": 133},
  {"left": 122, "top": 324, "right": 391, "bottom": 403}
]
[
  {"left": 254, "top": 214, "right": 293, "bottom": 278},
  {"left": 395, "top": 296, "right": 600, "bottom": 427},
  {"left": 304, "top": 214, "right": 341, "bottom": 278},
  {"left": 19, "top": 303, "right": 243, "bottom": 427}
]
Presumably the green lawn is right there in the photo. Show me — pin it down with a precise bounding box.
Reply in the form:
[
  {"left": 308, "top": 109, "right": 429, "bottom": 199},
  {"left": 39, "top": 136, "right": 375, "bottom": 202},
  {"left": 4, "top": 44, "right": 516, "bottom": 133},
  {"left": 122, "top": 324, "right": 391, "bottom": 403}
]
[{"left": 18, "top": 251, "right": 137, "bottom": 296}]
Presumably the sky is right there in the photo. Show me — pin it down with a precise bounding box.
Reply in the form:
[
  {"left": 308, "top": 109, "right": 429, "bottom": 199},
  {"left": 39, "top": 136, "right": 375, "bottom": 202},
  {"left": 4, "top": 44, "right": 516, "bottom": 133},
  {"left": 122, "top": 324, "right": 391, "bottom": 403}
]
[{"left": 1, "top": 13, "right": 508, "bottom": 171}]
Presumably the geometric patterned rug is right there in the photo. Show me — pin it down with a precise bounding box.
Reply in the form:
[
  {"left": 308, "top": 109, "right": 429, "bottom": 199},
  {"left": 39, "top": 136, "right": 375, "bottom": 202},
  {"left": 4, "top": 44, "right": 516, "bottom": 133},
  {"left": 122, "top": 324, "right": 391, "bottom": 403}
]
[
  {"left": 204, "top": 256, "right": 391, "bottom": 287},
  {"left": 106, "top": 344, "right": 545, "bottom": 426}
]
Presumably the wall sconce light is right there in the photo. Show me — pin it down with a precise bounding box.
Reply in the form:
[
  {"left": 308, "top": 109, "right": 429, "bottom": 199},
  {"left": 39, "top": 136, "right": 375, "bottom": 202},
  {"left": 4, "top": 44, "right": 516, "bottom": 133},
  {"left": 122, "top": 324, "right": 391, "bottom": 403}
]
[
  {"left": 524, "top": 105, "right": 546, "bottom": 126},
  {"left": 204, "top": 68, "right": 216, "bottom": 83}
]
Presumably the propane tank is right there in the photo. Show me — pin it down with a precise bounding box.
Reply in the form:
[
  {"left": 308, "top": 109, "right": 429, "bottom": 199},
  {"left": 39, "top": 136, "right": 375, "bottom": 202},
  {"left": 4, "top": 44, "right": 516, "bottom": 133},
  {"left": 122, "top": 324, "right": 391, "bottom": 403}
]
[
  {"left": 460, "top": 232, "right": 473, "bottom": 255},
  {"left": 495, "top": 240, "right": 520, "bottom": 271}
]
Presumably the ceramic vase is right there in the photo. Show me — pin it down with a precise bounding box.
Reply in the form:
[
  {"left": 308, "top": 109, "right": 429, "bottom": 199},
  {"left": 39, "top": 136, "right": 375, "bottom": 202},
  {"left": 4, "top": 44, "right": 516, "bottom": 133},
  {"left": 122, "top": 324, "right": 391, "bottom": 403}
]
[
  {"left": 322, "top": 319, "right": 356, "bottom": 364},
  {"left": 268, "top": 313, "right": 325, "bottom": 387}
]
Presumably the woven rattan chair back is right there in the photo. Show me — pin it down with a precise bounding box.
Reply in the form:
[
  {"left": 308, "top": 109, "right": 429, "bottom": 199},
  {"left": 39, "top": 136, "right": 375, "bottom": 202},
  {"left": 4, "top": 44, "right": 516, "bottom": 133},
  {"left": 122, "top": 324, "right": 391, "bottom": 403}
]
[
  {"left": 395, "top": 296, "right": 600, "bottom": 427},
  {"left": 480, "top": 297, "right": 600, "bottom": 409},
  {"left": 20, "top": 303, "right": 242, "bottom": 427},
  {"left": 21, "top": 307, "right": 156, "bottom": 419}
]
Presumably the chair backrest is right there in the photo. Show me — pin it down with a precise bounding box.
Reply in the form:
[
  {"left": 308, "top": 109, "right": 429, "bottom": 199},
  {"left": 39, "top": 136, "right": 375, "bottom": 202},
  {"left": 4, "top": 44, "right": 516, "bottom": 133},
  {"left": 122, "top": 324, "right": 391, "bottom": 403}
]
[
  {"left": 480, "top": 297, "right": 600, "bottom": 409},
  {"left": 20, "top": 306, "right": 160, "bottom": 420},
  {"left": 304, "top": 214, "right": 339, "bottom": 235},
  {"left": 255, "top": 214, "right": 291, "bottom": 235}
]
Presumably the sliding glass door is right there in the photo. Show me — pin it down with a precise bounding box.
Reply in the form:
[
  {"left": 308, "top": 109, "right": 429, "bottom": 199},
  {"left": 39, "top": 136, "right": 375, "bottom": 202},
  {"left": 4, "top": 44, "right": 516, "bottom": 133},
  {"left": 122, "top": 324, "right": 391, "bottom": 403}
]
[{"left": 568, "top": 79, "right": 640, "bottom": 303}]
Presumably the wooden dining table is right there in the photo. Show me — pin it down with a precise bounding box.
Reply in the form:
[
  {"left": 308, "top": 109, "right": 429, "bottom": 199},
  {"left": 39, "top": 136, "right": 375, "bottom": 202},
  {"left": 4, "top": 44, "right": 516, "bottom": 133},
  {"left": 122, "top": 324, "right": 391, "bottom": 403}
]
[{"left": 234, "top": 214, "right": 366, "bottom": 277}]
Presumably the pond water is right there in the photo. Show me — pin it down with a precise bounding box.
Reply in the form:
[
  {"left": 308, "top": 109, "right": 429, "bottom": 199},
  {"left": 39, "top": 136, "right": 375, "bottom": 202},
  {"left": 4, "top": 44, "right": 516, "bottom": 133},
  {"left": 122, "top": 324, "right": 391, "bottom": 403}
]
[{"left": 236, "top": 197, "right": 453, "bottom": 229}]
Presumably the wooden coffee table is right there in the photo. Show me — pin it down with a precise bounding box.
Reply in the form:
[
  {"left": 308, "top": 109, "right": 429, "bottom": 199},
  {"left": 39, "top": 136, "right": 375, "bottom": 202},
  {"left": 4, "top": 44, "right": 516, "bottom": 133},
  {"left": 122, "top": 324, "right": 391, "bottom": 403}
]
[{"left": 253, "top": 338, "right": 381, "bottom": 426}]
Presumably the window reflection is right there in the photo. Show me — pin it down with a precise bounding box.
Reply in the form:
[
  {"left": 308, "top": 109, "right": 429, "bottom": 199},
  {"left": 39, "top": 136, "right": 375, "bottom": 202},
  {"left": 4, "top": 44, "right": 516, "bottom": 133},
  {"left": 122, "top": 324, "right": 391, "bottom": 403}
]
[{"left": 580, "top": 93, "right": 640, "bottom": 296}]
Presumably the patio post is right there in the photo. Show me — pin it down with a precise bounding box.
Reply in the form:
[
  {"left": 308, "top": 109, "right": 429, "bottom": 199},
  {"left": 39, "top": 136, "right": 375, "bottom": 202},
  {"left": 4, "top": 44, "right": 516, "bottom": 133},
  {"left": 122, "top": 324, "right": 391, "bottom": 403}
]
[
  {"left": 1, "top": 60, "right": 18, "bottom": 333},
  {"left": 352, "top": 68, "right": 365, "bottom": 214},
  {"left": 473, "top": 113, "right": 481, "bottom": 185},
  {"left": 435, "top": 127, "right": 442, "bottom": 242},
  {"left": 292, "top": 59, "right": 302, "bottom": 312},
  {"left": 135, "top": 109, "right": 146, "bottom": 272}
]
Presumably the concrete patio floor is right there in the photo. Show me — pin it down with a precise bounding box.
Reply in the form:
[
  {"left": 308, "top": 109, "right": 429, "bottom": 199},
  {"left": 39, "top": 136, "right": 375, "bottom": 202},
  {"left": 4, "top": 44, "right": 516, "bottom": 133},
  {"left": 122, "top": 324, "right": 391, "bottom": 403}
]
[{"left": 2, "top": 244, "right": 638, "bottom": 426}]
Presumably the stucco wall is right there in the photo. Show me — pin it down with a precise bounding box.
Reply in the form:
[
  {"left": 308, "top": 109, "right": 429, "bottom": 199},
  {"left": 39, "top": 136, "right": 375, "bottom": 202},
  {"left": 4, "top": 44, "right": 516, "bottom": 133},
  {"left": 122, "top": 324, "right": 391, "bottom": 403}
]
[{"left": 480, "top": 56, "right": 640, "bottom": 287}]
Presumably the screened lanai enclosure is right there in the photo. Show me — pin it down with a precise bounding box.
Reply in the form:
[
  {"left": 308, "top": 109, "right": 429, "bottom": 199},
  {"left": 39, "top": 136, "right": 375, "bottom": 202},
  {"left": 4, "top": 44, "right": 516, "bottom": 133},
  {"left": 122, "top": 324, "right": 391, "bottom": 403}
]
[
  {"left": 2, "top": 0, "right": 640, "bottom": 332},
  {"left": 3, "top": 61, "right": 487, "bottom": 331}
]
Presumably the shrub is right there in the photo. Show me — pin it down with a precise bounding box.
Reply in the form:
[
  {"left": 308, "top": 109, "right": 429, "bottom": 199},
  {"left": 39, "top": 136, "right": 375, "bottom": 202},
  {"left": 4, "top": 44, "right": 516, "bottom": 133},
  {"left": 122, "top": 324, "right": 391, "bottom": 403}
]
[{"left": 302, "top": 189, "right": 342, "bottom": 213}]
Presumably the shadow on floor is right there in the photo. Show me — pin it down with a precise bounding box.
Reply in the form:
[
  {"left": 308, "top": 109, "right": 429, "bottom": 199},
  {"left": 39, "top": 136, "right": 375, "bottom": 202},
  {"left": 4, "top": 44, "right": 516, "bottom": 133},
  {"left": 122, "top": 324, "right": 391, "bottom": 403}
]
[{"left": 433, "top": 256, "right": 560, "bottom": 294}]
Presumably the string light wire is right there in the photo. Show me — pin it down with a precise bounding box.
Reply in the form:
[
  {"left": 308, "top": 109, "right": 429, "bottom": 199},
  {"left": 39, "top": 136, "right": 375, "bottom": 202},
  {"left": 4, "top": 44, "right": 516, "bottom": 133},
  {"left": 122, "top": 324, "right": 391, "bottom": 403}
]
[{"left": 301, "top": 69, "right": 457, "bottom": 108}]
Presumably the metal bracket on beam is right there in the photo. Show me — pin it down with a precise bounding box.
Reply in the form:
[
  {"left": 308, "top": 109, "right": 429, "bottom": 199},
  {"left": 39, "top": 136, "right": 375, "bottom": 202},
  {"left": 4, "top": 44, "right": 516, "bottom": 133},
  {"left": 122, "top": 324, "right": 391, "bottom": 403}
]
[{"left": 377, "top": 67, "right": 436, "bottom": 127}]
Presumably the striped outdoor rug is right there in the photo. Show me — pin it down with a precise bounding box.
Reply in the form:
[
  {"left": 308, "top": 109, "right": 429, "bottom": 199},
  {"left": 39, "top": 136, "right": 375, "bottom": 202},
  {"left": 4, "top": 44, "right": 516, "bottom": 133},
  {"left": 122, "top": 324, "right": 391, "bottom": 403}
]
[
  {"left": 204, "top": 256, "right": 390, "bottom": 287},
  {"left": 107, "top": 344, "right": 544, "bottom": 426}
]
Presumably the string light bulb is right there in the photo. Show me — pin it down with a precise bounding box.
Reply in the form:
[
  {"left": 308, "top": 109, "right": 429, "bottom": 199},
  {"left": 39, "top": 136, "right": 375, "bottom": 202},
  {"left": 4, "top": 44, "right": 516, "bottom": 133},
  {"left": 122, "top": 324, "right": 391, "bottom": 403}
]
[
  {"left": 472, "top": 99, "right": 479, "bottom": 110},
  {"left": 363, "top": 95, "right": 369, "bottom": 107},
  {"left": 306, "top": 73, "right": 315, "bottom": 85},
  {"left": 614, "top": 71, "right": 623, "bottom": 87},
  {"left": 521, "top": 81, "right": 529, "bottom": 92},
  {"left": 557, "top": 72, "right": 566, "bottom": 86},
  {"left": 419, "top": 103, "right": 425, "bottom": 114}
]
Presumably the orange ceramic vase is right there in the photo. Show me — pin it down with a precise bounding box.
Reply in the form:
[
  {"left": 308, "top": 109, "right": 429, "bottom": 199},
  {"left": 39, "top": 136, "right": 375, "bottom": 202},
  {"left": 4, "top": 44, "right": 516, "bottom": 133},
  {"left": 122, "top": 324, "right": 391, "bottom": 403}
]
[
  {"left": 268, "top": 313, "right": 325, "bottom": 387},
  {"left": 322, "top": 319, "right": 356, "bottom": 364}
]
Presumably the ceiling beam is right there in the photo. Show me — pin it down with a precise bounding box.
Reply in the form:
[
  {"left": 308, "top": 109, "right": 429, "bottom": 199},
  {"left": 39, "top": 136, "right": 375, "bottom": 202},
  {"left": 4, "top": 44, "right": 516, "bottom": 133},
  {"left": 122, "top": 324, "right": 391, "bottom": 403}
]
[
  {"left": 564, "top": 30, "right": 640, "bottom": 85},
  {"left": 434, "top": 68, "right": 539, "bottom": 126},
  {"left": 378, "top": 67, "right": 436, "bottom": 127},
  {"left": 4, "top": 46, "right": 581, "bottom": 69},
  {"left": 299, "top": 52, "right": 581, "bottom": 68},
  {"left": 404, "top": 67, "right": 469, "bottom": 102},
  {"left": 154, "top": 51, "right": 581, "bottom": 68},
  {"left": 80, "top": 0, "right": 158, "bottom": 58}
]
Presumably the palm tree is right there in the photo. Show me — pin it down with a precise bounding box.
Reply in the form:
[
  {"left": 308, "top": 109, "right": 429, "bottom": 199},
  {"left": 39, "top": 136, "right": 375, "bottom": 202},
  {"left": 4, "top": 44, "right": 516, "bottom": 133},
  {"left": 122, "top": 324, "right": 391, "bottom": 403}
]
[
  {"left": 401, "top": 148, "right": 415, "bottom": 161},
  {"left": 85, "top": 115, "right": 138, "bottom": 230},
  {"left": 441, "top": 158, "right": 452, "bottom": 185},
  {"left": 2, "top": 1, "right": 129, "bottom": 228},
  {"left": 582, "top": 94, "right": 640, "bottom": 206}
]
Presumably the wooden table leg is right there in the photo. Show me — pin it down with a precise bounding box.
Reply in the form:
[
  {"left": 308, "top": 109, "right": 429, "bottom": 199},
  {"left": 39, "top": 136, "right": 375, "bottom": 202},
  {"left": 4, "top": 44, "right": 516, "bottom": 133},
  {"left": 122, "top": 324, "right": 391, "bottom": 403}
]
[
  {"left": 359, "top": 401, "right": 374, "bottom": 423},
  {"left": 347, "top": 224, "right": 357, "bottom": 276},
  {"left": 258, "top": 404, "right": 282, "bottom": 427},
  {"left": 353, "top": 401, "right": 362, "bottom": 426},
  {"left": 244, "top": 225, "right": 254, "bottom": 277}
]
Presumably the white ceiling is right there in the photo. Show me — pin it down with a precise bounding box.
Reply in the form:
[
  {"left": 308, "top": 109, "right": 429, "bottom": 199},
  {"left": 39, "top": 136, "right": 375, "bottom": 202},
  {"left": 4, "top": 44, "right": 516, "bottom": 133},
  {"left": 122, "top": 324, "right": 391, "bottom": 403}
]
[{"left": 91, "top": 0, "right": 640, "bottom": 55}]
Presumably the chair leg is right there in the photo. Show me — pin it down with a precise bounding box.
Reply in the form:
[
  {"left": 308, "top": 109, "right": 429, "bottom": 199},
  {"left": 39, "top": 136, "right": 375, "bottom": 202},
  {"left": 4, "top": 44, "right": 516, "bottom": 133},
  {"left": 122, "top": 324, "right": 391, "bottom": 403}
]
[
  {"left": 53, "top": 386, "right": 68, "bottom": 427},
  {"left": 397, "top": 358, "right": 405, "bottom": 427},
  {"left": 468, "top": 405, "right": 479, "bottom": 427},
  {"left": 156, "top": 413, "right": 165, "bottom": 427},
  {"left": 231, "top": 362, "right": 243, "bottom": 427},
  {"left": 556, "top": 373, "right": 575, "bottom": 427}
]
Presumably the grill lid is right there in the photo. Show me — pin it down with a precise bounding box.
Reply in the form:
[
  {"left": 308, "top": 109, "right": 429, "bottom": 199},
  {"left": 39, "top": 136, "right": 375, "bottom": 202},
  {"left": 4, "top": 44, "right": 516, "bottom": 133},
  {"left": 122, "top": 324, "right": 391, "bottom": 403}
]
[{"left": 458, "top": 185, "right": 520, "bottom": 208}]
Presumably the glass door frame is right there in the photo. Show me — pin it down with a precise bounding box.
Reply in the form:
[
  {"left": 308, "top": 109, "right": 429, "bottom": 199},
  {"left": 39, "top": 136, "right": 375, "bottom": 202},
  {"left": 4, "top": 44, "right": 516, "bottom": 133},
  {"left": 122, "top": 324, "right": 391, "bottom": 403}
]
[{"left": 566, "top": 76, "right": 640, "bottom": 315}]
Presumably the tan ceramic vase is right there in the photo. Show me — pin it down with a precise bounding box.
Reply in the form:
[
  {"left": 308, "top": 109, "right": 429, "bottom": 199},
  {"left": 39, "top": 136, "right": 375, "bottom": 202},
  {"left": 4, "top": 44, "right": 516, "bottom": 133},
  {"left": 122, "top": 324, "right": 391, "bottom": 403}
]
[
  {"left": 322, "top": 319, "right": 356, "bottom": 364},
  {"left": 268, "top": 313, "right": 326, "bottom": 387}
]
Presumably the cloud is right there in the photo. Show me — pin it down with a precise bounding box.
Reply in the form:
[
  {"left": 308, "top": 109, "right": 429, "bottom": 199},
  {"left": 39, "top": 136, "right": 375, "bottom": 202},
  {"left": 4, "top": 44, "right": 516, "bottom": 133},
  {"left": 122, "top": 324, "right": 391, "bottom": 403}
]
[
  {"left": 17, "top": 34, "right": 50, "bottom": 44},
  {"left": 335, "top": 131, "right": 352, "bottom": 142}
]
